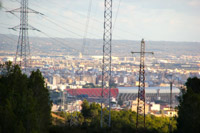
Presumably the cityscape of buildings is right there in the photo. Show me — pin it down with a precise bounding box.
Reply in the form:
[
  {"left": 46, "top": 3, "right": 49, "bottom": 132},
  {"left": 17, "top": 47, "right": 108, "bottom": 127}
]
[
  {"left": 0, "top": 0, "right": 200, "bottom": 131},
  {"left": 0, "top": 49, "right": 199, "bottom": 117},
  {"left": 0, "top": 30, "right": 200, "bottom": 118},
  {"left": 1, "top": 54, "right": 200, "bottom": 88}
]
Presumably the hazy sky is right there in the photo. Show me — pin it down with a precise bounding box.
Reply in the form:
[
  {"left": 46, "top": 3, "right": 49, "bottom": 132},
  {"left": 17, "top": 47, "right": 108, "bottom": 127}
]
[{"left": 0, "top": 0, "right": 200, "bottom": 42}]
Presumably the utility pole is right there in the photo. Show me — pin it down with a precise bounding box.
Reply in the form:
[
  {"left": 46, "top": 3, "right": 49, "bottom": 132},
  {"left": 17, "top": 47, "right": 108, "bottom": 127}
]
[
  {"left": 165, "top": 74, "right": 174, "bottom": 133},
  {"left": 70, "top": 79, "right": 78, "bottom": 127},
  {"left": 101, "top": 0, "right": 112, "bottom": 128},
  {"left": 7, "top": 0, "right": 42, "bottom": 72},
  {"left": 61, "top": 90, "right": 65, "bottom": 111},
  {"left": 131, "top": 39, "right": 153, "bottom": 130}
]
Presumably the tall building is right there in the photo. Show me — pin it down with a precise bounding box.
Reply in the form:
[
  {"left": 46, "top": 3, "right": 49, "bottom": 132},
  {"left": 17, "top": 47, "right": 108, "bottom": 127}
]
[{"left": 53, "top": 74, "right": 61, "bottom": 85}]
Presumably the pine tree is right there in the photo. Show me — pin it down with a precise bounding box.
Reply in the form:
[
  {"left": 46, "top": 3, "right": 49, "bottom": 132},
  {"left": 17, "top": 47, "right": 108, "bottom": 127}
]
[
  {"left": 28, "top": 69, "right": 52, "bottom": 133},
  {"left": 177, "top": 77, "right": 200, "bottom": 133},
  {"left": 0, "top": 62, "right": 52, "bottom": 133}
]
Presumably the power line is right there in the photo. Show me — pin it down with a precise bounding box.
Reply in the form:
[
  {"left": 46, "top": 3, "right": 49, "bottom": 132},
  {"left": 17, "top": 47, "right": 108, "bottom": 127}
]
[
  {"left": 4, "top": 0, "right": 147, "bottom": 40},
  {"left": 3, "top": 0, "right": 151, "bottom": 57},
  {"left": 113, "top": 0, "right": 122, "bottom": 32},
  {"left": 26, "top": 17, "right": 95, "bottom": 54},
  {"left": 42, "top": 16, "right": 83, "bottom": 38},
  {"left": 39, "top": 31, "right": 80, "bottom": 53},
  {"left": 1, "top": 6, "right": 20, "bottom": 19},
  {"left": 38, "top": 0, "right": 102, "bottom": 24},
  {"left": 27, "top": 0, "right": 137, "bottom": 40},
  {"left": 28, "top": 1, "right": 92, "bottom": 28},
  {"left": 0, "top": 22, "right": 14, "bottom": 27},
  {"left": 0, "top": 33, "right": 18, "bottom": 43},
  {"left": 25, "top": 1, "right": 104, "bottom": 39},
  {"left": 14, "top": 0, "right": 137, "bottom": 40},
  {"left": 81, "top": 0, "right": 93, "bottom": 55}
]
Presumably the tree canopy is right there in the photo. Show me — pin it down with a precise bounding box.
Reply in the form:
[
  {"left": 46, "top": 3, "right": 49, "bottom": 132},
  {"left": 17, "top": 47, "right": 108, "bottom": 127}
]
[
  {"left": 177, "top": 77, "right": 200, "bottom": 133},
  {"left": 0, "top": 62, "right": 52, "bottom": 133},
  {"left": 51, "top": 99, "right": 176, "bottom": 133}
]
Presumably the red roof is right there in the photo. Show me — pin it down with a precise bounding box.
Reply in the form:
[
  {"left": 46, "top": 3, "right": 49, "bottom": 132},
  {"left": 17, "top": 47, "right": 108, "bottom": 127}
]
[{"left": 66, "top": 88, "right": 119, "bottom": 98}]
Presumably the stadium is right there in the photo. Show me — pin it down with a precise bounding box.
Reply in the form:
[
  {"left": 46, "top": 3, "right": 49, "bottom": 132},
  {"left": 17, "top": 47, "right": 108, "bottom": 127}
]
[{"left": 65, "top": 87, "right": 180, "bottom": 104}]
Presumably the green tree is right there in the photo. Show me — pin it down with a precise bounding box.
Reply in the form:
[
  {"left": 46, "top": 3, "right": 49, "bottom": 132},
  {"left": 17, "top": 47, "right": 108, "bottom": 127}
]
[
  {"left": 81, "top": 99, "right": 90, "bottom": 118},
  {"left": 177, "top": 77, "right": 200, "bottom": 133},
  {"left": 118, "top": 99, "right": 123, "bottom": 106},
  {"left": 28, "top": 69, "right": 52, "bottom": 133},
  {"left": 52, "top": 98, "right": 177, "bottom": 133},
  {"left": 82, "top": 83, "right": 95, "bottom": 88},
  {"left": 0, "top": 62, "right": 37, "bottom": 133},
  {"left": 82, "top": 83, "right": 102, "bottom": 88},
  {"left": 0, "top": 62, "right": 52, "bottom": 133}
]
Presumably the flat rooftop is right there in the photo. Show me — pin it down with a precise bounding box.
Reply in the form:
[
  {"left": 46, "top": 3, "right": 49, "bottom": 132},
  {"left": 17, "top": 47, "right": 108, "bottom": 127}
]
[{"left": 118, "top": 87, "right": 180, "bottom": 94}]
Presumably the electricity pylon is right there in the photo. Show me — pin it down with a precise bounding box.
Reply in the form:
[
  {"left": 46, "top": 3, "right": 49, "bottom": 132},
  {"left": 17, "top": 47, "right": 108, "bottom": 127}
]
[
  {"left": 70, "top": 88, "right": 78, "bottom": 127},
  {"left": 7, "top": 0, "right": 42, "bottom": 71},
  {"left": 165, "top": 74, "right": 175, "bottom": 133},
  {"left": 101, "top": 0, "right": 113, "bottom": 128},
  {"left": 131, "top": 39, "right": 154, "bottom": 129}
]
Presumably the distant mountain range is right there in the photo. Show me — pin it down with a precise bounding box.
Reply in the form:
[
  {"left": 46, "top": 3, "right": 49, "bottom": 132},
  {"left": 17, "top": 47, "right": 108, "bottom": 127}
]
[{"left": 0, "top": 34, "right": 200, "bottom": 57}]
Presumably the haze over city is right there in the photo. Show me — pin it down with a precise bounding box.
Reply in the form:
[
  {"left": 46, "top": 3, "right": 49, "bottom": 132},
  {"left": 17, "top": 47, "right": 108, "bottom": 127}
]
[{"left": 0, "top": 0, "right": 200, "bottom": 133}]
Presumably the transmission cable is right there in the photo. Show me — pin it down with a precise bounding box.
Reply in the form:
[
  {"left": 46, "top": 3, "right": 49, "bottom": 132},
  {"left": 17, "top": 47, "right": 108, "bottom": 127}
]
[
  {"left": 39, "top": 31, "right": 80, "bottom": 53},
  {"left": 113, "top": 0, "right": 122, "bottom": 32},
  {"left": 81, "top": 0, "right": 93, "bottom": 55}
]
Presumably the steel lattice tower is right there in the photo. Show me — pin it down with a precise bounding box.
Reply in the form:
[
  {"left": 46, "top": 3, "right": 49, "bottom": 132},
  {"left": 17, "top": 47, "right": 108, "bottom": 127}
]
[
  {"left": 101, "top": 0, "right": 112, "bottom": 128},
  {"left": 137, "top": 39, "right": 146, "bottom": 129},
  {"left": 131, "top": 39, "right": 153, "bottom": 129},
  {"left": 7, "top": 0, "right": 42, "bottom": 71},
  {"left": 70, "top": 89, "right": 78, "bottom": 127},
  {"left": 165, "top": 74, "right": 174, "bottom": 133}
]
